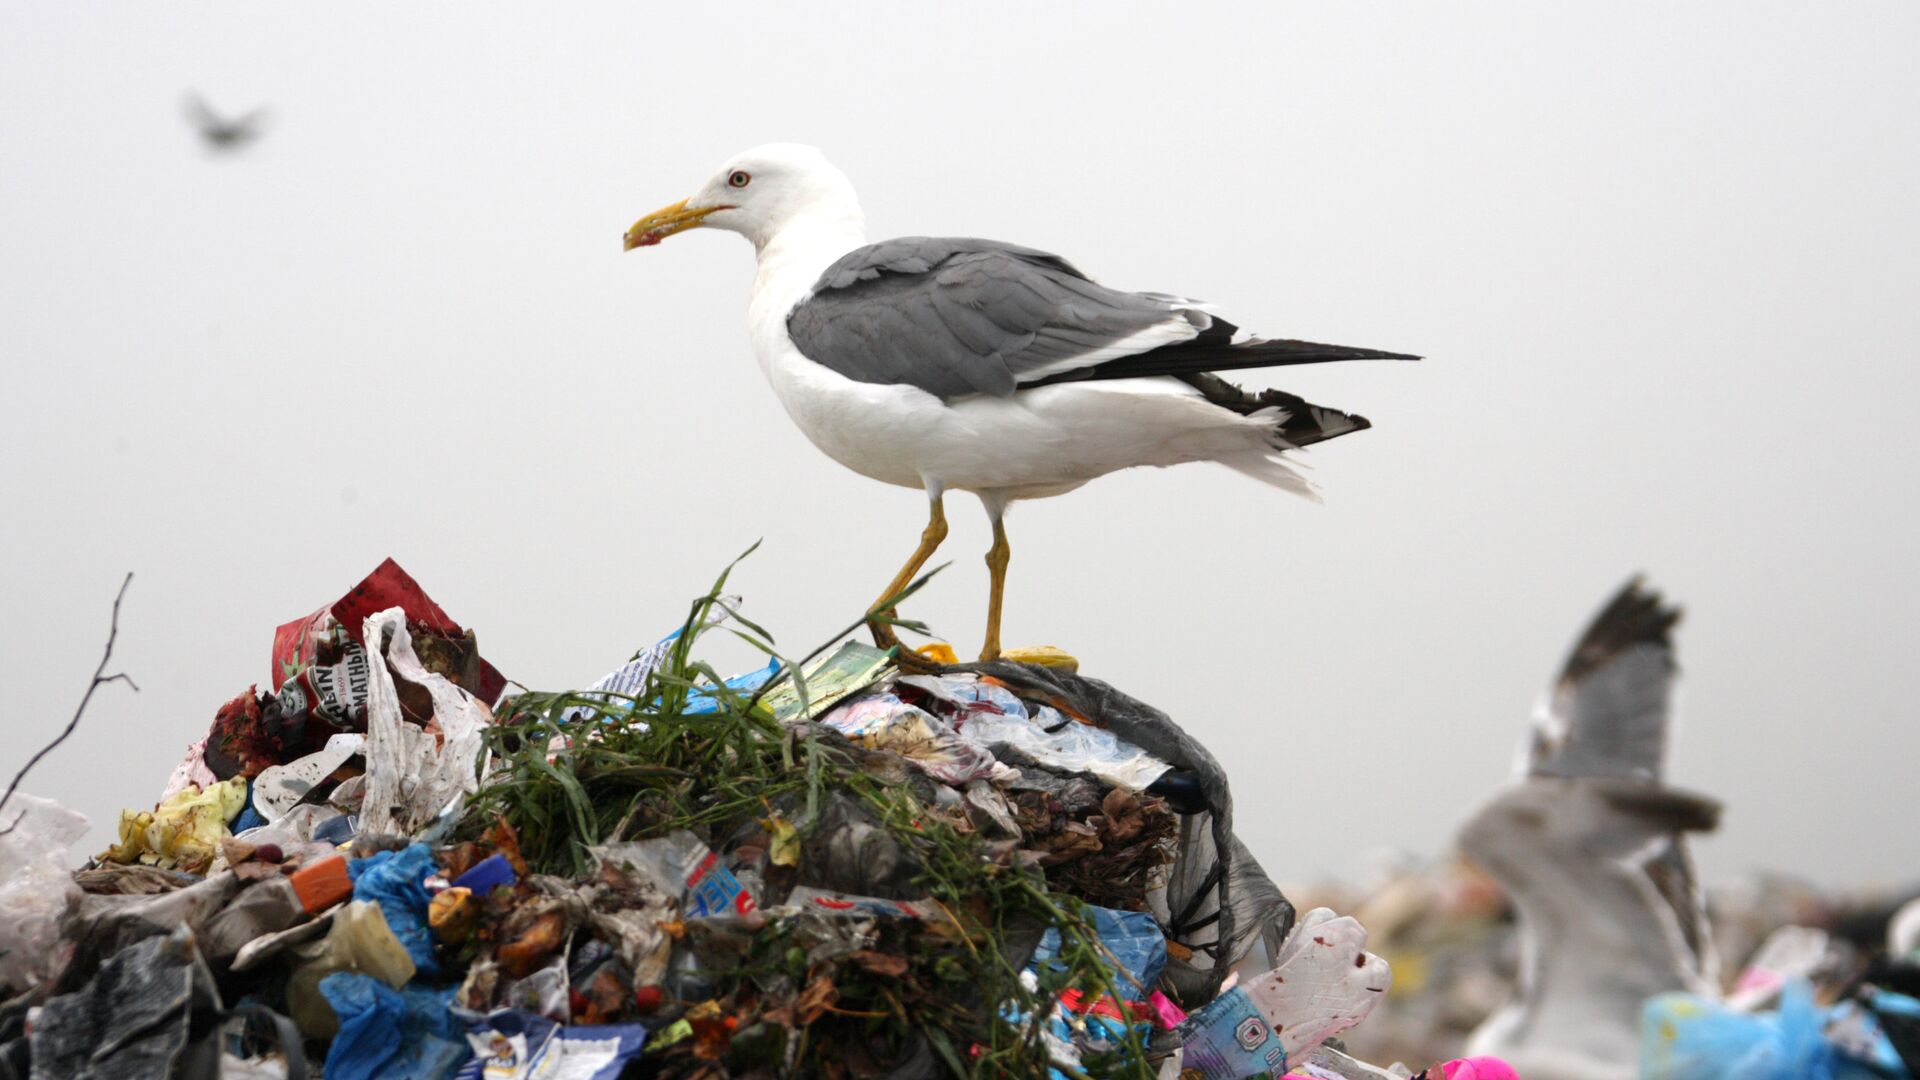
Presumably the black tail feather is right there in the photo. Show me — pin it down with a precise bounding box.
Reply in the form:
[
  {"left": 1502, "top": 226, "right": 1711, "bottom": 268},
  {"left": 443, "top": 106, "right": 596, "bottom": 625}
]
[{"left": 1177, "top": 372, "right": 1371, "bottom": 449}]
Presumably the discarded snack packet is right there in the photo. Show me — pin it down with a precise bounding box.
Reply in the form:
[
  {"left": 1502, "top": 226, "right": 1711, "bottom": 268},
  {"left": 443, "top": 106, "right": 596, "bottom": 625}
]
[
  {"left": 593, "top": 832, "right": 757, "bottom": 918},
  {"left": 1180, "top": 983, "right": 1291, "bottom": 1080},
  {"left": 816, "top": 693, "right": 1008, "bottom": 787},
  {"left": 756, "top": 640, "right": 895, "bottom": 723},
  {"left": 784, "top": 885, "right": 954, "bottom": 925},
  {"left": 272, "top": 557, "right": 506, "bottom": 705},
  {"left": 903, "top": 672, "right": 1172, "bottom": 791},
  {"left": 453, "top": 1009, "right": 648, "bottom": 1080},
  {"left": 274, "top": 641, "right": 373, "bottom": 733}
]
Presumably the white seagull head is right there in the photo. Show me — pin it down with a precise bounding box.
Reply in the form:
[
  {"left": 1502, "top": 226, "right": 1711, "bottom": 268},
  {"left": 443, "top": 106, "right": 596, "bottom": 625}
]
[{"left": 625, "top": 143, "right": 863, "bottom": 253}]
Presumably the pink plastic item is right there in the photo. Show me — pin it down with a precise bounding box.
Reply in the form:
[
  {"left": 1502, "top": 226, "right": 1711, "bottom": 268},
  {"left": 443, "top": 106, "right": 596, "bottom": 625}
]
[
  {"left": 1441, "top": 1057, "right": 1520, "bottom": 1080},
  {"left": 1146, "top": 990, "right": 1187, "bottom": 1029}
]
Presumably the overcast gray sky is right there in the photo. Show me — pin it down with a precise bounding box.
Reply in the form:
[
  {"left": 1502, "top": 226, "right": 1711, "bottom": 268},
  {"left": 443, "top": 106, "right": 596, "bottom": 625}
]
[{"left": 3, "top": 2, "right": 1916, "bottom": 889}]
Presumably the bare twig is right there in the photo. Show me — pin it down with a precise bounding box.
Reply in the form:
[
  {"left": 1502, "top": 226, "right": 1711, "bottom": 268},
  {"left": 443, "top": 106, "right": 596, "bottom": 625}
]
[{"left": 0, "top": 573, "right": 139, "bottom": 830}]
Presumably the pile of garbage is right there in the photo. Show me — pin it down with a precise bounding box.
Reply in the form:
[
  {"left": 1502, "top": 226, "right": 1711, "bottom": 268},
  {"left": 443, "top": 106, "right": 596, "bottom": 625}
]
[{"left": 0, "top": 559, "right": 1488, "bottom": 1079}]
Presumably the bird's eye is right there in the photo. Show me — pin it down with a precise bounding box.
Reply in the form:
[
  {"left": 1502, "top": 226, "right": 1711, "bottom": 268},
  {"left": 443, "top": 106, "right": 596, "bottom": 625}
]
[{"left": 727, "top": 170, "right": 751, "bottom": 189}]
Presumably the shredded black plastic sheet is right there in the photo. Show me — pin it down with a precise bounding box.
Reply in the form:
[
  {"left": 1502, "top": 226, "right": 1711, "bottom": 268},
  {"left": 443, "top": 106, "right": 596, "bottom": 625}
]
[{"left": 955, "top": 660, "right": 1297, "bottom": 1000}]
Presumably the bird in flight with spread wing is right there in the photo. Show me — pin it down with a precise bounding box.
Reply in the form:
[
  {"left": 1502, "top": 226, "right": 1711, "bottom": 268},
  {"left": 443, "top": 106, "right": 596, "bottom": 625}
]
[
  {"left": 184, "top": 92, "right": 266, "bottom": 153},
  {"left": 1460, "top": 578, "right": 1721, "bottom": 1080},
  {"left": 625, "top": 144, "right": 1415, "bottom": 660}
]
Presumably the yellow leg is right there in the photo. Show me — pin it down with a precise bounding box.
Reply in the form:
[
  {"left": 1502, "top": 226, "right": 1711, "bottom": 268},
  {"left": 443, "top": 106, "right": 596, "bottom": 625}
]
[
  {"left": 868, "top": 496, "right": 948, "bottom": 649},
  {"left": 980, "top": 516, "right": 1010, "bottom": 662}
]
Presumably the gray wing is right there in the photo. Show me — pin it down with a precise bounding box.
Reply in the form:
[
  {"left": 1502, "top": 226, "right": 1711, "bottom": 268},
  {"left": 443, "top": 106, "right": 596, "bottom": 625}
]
[
  {"left": 786, "top": 237, "right": 1417, "bottom": 401},
  {"left": 1527, "top": 577, "right": 1682, "bottom": 783}
]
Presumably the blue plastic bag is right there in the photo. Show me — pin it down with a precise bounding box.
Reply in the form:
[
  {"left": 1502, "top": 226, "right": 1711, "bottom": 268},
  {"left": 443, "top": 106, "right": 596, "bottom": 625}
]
[
  {"left": 320, "top": 973, "right": 469, "bottom": 1080},
  {"left": 230, "top": 780, "right": 267, "bottom": 835},
  {"left": 350, "top": 843, "right": 439, "bottom": 974},
  {"left": 1642, "top": 980, "right": 1839, "bottom": 1080}
]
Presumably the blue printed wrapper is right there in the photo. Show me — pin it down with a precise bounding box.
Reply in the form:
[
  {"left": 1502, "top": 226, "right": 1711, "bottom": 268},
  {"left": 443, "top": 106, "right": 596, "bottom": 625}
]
[
  {"left": 1178, "top": 985, "right": 1288, "bottom": 1080},
  {"left": 1030, "top": 906, "right": 1167, "bottom": 1001},
  {"left": 453, "top": 1009, "right": 648, "bottom": 1080},
  {"left": 683, "top": 848, "right": 754, "bottom": 918}
]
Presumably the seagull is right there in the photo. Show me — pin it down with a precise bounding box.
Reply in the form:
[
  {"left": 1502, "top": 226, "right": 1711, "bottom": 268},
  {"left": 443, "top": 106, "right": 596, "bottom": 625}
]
[
  {"left": 625, "top": 144, "right": 1415, "bottom": 660},
  {"left": 1459, "top": 579, "right": 1721, "bottom": 1080},
  {"left": 184, "top": 93, "right": 266, "bottom": 152}
]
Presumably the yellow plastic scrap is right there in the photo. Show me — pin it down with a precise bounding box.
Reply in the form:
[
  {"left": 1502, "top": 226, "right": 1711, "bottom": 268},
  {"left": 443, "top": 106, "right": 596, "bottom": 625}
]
[
  {"left": 915, "top": 643, "right": 958, "bottom": 665},
  {"left": 764, "top": 813, "right": 801, "bottom": 867},
  {"left": 1001, "top": 645, "right": 1078, "bottom": 673},
  {"left": 104, "top": 810, "right": 156, "bottom": 864},
  {"left": 650, "top": 1018, "right": 694, "bottom": 1050},
  {"left": 101, "top": 776, "right": 249, "bottom": 873}
]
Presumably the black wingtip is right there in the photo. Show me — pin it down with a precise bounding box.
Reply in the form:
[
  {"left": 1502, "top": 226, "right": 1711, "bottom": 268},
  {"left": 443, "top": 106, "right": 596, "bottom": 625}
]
[
  {"left": 1252, "top": 339, "right": 1421, "bottom": 364},
  {"left": 1559, "top": 576, "right": 1682, "bottom": 686},
  {"left": 1334, "top": 345, "right": 1422, "bottom": 362}
]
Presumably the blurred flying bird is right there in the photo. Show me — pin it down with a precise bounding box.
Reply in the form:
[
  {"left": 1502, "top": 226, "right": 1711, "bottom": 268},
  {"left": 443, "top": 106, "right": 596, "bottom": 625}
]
[
  {"left": 625, "top": 144, "right": 1416, "bottom": 659},
  {"left": 184, "top": 93, "right": 266, "bottom": 152},
  {"left": 1460, "top": 578, "right": 1721, "bottom": 1080}
]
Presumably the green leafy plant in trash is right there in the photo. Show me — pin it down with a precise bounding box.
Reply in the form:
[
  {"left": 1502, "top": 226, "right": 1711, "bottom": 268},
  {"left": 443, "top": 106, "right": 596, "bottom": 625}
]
[{"left": 461, "top": 546, "right": 1156, "bottom": 1078}]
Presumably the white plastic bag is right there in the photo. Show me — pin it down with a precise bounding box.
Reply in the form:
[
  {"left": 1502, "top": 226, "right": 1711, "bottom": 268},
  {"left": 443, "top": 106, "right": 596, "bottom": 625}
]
[
  {"left": 0, "top": 792, "right": 89, "bottom": 993},
  {"left": 359, "top": 608, "right": 493, "bottom": 837},
  {"left": 903, "top": 673, "right": 1172, "bottom": 791},
  {"left": 252, "top": 733, "right": 365, "bottom": 822}
]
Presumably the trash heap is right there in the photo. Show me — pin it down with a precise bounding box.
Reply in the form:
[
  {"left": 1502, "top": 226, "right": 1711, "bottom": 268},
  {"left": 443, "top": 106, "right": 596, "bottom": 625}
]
[
  {"left": 1300, "top": 861, "right": 1920, "bottom": 1076},
  {"left": 0, "top": 558, "right": 1490, "bottom": 1080}
]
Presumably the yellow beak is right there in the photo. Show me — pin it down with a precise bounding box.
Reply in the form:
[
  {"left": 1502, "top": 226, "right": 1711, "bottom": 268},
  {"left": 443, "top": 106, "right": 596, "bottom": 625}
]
[{"left": 623, "top": 198, "right": 725, "bottom": 250}]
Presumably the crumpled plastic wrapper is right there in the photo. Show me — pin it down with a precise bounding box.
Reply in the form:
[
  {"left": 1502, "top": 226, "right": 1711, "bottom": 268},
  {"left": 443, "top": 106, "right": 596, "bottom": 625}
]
[
  {"left": 103, "top": 776, "right": 249, "bottom": 874},
  {"left": 0, "top": 793, "right": 88, "bottom": 994},
  {"left": 359, "top": 608, "right": 492, "bottom": 837}
]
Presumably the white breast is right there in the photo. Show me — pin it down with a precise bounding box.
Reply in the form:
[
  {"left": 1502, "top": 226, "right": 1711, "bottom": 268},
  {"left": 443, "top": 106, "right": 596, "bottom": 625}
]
[{"left": 746, "top": 223, "right": 941, "bottom": 490}]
